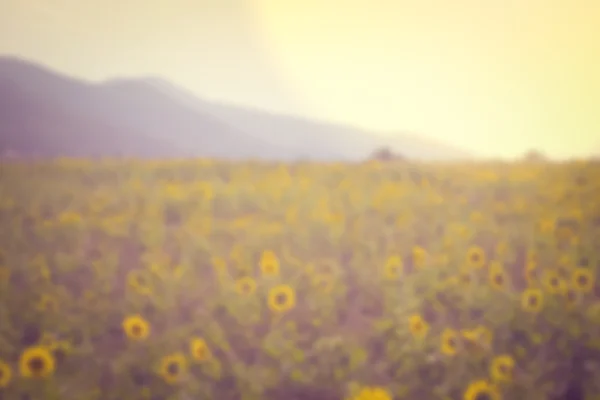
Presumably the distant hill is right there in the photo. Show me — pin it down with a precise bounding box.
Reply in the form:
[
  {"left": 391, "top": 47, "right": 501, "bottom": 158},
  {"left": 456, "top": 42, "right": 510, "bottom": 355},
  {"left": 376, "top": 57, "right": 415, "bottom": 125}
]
[
  {"left": 0, "top": 56, "right": 473, "bottom": 161},
  {"left": 145, "top": 78, "right": 473, "bottom": 161}
]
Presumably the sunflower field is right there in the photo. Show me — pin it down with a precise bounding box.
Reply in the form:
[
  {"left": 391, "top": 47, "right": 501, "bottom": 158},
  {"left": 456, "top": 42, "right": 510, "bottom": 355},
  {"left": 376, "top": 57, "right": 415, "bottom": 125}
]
[{"left": 0, "top": 158, "right": 599, "bottom": 400}]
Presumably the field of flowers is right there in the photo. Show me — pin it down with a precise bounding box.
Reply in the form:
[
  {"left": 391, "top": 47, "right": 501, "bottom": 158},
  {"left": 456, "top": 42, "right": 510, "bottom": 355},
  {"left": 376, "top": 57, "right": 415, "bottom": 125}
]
[{"left": 0, "top": 158, "right": 599, "bottom": 400}]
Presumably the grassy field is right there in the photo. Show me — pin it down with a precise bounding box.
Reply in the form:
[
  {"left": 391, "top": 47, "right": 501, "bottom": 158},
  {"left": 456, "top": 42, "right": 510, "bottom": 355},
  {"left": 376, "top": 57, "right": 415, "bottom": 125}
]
[{"left": 0, "top": 158, "right": 599, "bottom": 400}]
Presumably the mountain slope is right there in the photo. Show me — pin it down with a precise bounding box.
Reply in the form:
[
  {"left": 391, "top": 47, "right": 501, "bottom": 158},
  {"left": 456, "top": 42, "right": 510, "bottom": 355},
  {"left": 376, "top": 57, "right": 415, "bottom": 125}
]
[
  {"left": 145, "top": 78, "right": 473, "bottom": 161},
  {"left": 0, "top": 57, "right": 290, "bottom": 159},
  {"left": 0, "top": 72, "right": 184, "bottom": 157},
  {"left": 0, "top": 56, "right": 473, "bottom": 161}
]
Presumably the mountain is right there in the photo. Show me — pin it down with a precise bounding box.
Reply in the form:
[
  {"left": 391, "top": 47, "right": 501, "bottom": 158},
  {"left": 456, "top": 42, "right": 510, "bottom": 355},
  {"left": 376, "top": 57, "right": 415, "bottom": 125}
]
[
  {"left": 144, "top": 78, "right": 473, "bottom": 161},
  {"left": 0, "top": 56, "right": 473, "bottom": 161},
  {"left": 0, "top": 57, "right": 290, "bottom": 159}
]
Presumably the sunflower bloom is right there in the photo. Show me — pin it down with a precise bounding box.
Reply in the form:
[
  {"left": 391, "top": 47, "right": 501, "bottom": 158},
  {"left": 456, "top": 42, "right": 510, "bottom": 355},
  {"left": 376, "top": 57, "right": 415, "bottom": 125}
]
[
  {"left": 408, "top": 314, "right": 429, "bottom": 339},
  {"left": 353, "top": 386, "right": 393, "bottom": 400},
  {"left": 524, "top": 265, "right": 539, "bottom": 287},
  {"left": 190, "top": 337, "right": 212, "bottom": 362},
  {"left": 489, "top": 263, "right": 508, "bottom": 291},
  {"left": 267, "top": 284, "right": 296, "bottom": 313},
  {"left": 441, "top": 328, "right": 460, "bottom": 356},
  {"left": 490, "top": 354, "right": 515, "bottom": 383},
  {"left": 311, "top": 273, "right": 335, "bottom": 293},
  {"left": 36, "top": 294, "right": 59, "bottom": 313},
  {"left": 0, "top": 360, "right": 12, "bottom": 388},
  {"left": 260, "top": 250, "right": 280, "bottom": 277},
  {"left": 412, "top": 246, "right": 427, "bottom": 269},
  {"left": 564, "top": 287, "right": 580, "bottom": 310},
  {"left": 521, "top": 288, "right": 544, "bottom": 313},
  {"left": 466, "top": 246, "right": 486, "bottom": 269},
  {"left": 19, "top": 346, "right": 55, "bottom": 379},
  {"left": 158, "top": 353, "right": 188, "bottom": 385},
  {"left": 127, "top": 269, "right": 153, "bottom": 296},
  {"left": 462, "top": 326, "right": 492, "bottom": 352},
  {"left": 572, "top": 267, "right": 594, "bottom": 293},
  {"left": 122, "top": 315, "right": 151, "bottom": 341},
  {"left": 542, "top": 270, "right": 567, "bottom": 295},
  {"left": 234, "top": 276, "right": 257, "bottom": 296},
  {"left": 463, "top": 379, "right": 501, "bottom": 400},
  {"left": 383, "top": 255, "right": 403, "bottom": 281}
]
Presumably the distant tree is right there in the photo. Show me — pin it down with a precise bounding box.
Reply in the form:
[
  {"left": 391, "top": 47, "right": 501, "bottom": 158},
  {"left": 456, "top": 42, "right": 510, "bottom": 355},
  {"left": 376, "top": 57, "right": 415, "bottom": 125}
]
[
  {"left": 369, "top": 146, "right": 406, "bottom": 162},
  {"left": 523, "top": 149, "right": 547, "bottom": 162}
]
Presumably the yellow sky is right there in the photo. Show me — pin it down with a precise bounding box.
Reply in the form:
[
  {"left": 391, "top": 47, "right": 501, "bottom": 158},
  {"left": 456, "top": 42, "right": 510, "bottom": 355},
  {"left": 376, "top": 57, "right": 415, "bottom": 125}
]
[{"left": 1, "top": 0, "right": 599, "bottom": 158}]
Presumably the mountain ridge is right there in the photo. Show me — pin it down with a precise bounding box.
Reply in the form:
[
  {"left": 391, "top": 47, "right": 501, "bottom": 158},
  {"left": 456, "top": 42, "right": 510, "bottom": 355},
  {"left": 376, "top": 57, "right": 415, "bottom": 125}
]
[{"left": 0, "top": 55, "right": 474, "bottom": 161}]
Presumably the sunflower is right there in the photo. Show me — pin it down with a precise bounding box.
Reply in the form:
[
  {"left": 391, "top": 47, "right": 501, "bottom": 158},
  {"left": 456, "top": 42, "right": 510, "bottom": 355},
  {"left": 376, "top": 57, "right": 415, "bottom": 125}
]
[
  {"left": 463, "top": 379, "right": 501, "bottom": 400},
  {"left": 127, "top": 269, "right": 153, "bottom": 296},
  {"left": 412, "top": 246, "right": 427, "bottom": 269},
  {"left": 211, "top": 256, "right": 228, "bottom": 273},
  {"left": 441, "top": 328, "right": 459, "bottom": 356},
  {"left": 489, "top": 264, "right": 508, "bottom": 291},
  {"left": 19, "top": 346, "right": 55, "bottom": 378},
  {"left": 524, "top": 265, "right": 539, "bottom": 287},
  {"left": 564, "top": 287, "right": 580, "bottom": 310},
  {"left": 542, "top": 270, "right": 567, "bottom": 295},
  {"left": 267, "top": 284, "right": 296, "bottom": 313},
  {"left": 311, "top": 273, "right": 335, "bottom": 294},
  {"left": 0, "top": 360, "right": 12, "bottom": 388},
  {"left": 466, "top": 246, "right": 486, "bottom": 269},
  {"left": 36, "top": 294, "right": 59, "bottom": 313},
  {"left": 234, "top": 276, "right": 257, "bottom": 296},
  {"left": 538, "top": 218, "right": 555, "bottom": 234},
  {"left": 459, "top": 270, "right": 473, "bottom": 286},
  {"left": 122, "top": 314, "right": 151, "bottom": 341},
  {"left": 494, "top": 241, "right": 508, "bottom": 257},
  {"left": 260, "top": 250, "right": 280, "bottom": 277},
  {"left": 462, "top": 326, "right": 493, "bottom": 352},
  {"left": 490, "top": 354, "right": 515, "bottom": 383},
  {"left": 525, "top": 259, "right": 537, "bottom": 271},
  {"left": 383, "top": 255, "right": 403, "bottom": 280},
  {"left": 352, "top": 386, "right": 393, "bottom": 400},
  {"left": 521, "top": 288, "right": 544, "bottom": 313},
  {"left": 158, "top": 353, "right": 188, "bottom": 385},
  {"left": 408, "top": 314, "right": 430, "bottom": 339},
  {"left": 190, "top": 337, "right": 212, "bottom": 362},
  {"left": 572, "top": 267, "right": 594, "bottom": 293}
]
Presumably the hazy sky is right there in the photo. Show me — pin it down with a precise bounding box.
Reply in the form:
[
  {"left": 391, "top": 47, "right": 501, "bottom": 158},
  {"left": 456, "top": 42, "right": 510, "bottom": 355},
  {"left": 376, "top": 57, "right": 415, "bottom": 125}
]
[{"left": 1, "top": 0, "right": 599, "bottom": 158}]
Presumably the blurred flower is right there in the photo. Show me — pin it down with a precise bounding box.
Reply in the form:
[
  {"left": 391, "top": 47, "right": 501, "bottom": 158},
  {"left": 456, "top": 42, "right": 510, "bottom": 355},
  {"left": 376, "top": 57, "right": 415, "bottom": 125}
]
[
  {"left": 260, "top": 250, "right": 280, "bottom": 277},
  {"left": 466, "top": 246, "right": 486, "bottom": 269},
  {"left": 441, "top": 328, "right": 459, "bottom": 356},
  {"left": 408, "top": 314, "right": 429, "bottom": 339},
  {"left": 19, "top": 346, "right": 55, "bottom": 379},
  {"left": 158, "top": 352, "right": 188, "bottom": 385},
  {"left": 463, "top": 379, "right": 501, "bottom": 400},
  {"left": 489, "top": 263, "right": 508, "bottom": 291},
  {"left": 190, "top": 337, "right": 212, "bottom": 362},
  {"left": 122, "top": 315, "right": 151, "bottom": 341},
  {"left": 521, "top": 288, "right": 544, "bottom": 313},
  {"left": 571, "top": 267, "right": 594, "bottom": 293},
  {"left": 127, "top": 270, "right": 153, "bottom": 296},
  {"left": 542, "top": 270, "right": 567, "bottom": 295},
  {"left": 490, "top": 354, "right": 515, "bottom": 383},
  {"left": 0, "top": 359, "right": 12, "bottom": 388},
  {"left": 268, "top": 284, "right": 296, "bottom": 313},
  {"left": 234, "top": 276, "right": 257, "bottom": 296},
  {"left": 412, "top": 246, "right": 428, "bottom": 269},
  {"left": 352, "top": 386, "right": 392, "bottom": 400},
  {"left": 383, "top": 255, "right": 403, "bottom": 281}
]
